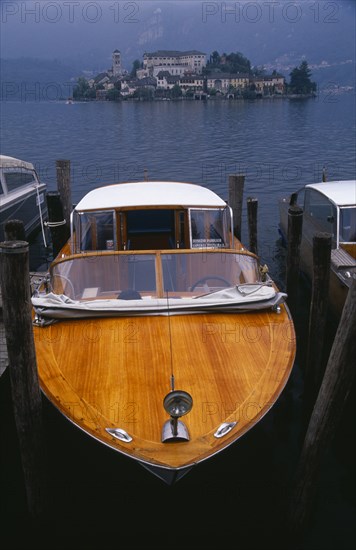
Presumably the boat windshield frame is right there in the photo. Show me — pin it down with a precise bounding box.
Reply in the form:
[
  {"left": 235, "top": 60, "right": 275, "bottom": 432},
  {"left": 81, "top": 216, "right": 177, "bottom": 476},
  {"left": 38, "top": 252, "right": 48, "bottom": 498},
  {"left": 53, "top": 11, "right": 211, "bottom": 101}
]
[
  {"left": 71, "top": 205, "right": 234, "bottom": 253},
  {"left": 49, "top": 249, "right": 261, "bottom": 301},
  {"left": 0, "top": 166, "right": 40, "bottom": 195}
]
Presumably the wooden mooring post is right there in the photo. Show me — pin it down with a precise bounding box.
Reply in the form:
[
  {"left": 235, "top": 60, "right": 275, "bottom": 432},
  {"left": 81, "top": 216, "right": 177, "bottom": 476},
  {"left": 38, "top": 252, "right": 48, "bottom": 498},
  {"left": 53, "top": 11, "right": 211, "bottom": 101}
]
[
  {"left": 228, "top": 174, "right": 245, "bottom": 241},
  {"left": 247, "top": 197, "right": 258, "bottom": 255},
  {"left": 46, "top": 191, "right": 68, "bottom": 259},
  {"left": 286, "top": 205, "right": 303, "bottom": 314},
  {"left": 302, "top": 232, "right": 332, "bottom": 430},
  {"left": 287, "top": 275, "right": 356, "bottom": 538},
  {"left": 0, "top": 240, "right": 47, "bottom": 520},
  {"left": 4, "top": 219, "right": 26, "bottom": 241}
]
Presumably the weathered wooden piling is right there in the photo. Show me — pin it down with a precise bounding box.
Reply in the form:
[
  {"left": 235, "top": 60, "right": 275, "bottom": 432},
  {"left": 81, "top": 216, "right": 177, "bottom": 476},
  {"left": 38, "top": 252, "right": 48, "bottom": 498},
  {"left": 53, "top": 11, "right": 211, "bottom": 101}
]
[
  {"left": 286, "top": 205, "right": 303, "bottom": 314},
  {"left": 287, "top": 275, "right": 356, "bottom": 538},
  {"left": 46, "top": 191, "right": 68, "bottom": 258},
  {"left": 1, "top": 220, "right": 27, "bottom": 375},
  {"left": 247, "top": 197, "right": 258, "bottom": 255},
  {"left": 4, "top": 219, "right": 26, "bottom": 241},
  {"left": 56, "top": 159, "right": 72, "bottom": 240},
  {"left": 302, "top": 232, "right": 332, "bottom": 428},
  {"left": 0, "top": 241, "right": 47, "bottom": 519},
  {"left": 228, "top": 174, "right": 245, "bottom": 241}
]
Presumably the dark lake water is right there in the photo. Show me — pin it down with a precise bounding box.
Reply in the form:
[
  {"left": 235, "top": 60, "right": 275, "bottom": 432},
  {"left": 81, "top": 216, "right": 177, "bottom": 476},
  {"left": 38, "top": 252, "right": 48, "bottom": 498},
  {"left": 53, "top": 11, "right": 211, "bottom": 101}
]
[
  {"left": 1, "top": 93, "right": 355, "bottom": 275},
  {"left": 0, "top": 94, "right": 355, "bottom": 550}
]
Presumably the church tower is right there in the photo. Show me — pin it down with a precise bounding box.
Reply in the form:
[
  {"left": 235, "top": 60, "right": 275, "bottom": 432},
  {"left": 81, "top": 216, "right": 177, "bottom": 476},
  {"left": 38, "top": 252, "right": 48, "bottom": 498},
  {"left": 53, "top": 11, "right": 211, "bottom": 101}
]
[{"left": 112, "top": 50, "right": 122, "bottom": 77}]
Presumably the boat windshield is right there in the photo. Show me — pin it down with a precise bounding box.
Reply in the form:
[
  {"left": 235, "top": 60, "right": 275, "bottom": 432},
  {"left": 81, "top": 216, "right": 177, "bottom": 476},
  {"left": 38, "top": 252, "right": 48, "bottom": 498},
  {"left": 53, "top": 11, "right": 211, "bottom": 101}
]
[
  {"left": 339, "top": 207, "right": 356, "bottom": 243},
  {"left": 50, "top": 251, "right": 260, "bottom": 300}
]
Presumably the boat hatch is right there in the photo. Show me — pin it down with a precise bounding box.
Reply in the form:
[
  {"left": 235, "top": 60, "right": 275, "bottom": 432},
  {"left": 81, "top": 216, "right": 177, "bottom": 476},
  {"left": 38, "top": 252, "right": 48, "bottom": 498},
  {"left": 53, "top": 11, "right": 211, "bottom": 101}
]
[{"left": 126, "top": 209, "right": 175, "bottom": 250}]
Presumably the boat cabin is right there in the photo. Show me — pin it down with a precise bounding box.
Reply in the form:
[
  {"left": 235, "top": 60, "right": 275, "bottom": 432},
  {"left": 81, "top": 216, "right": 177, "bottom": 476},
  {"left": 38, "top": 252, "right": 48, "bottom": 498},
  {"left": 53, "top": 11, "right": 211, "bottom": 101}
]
[
  {"left": 0, "top": 155, "right": 47, "bottom": 241},
  {"left": 47, "top": 181, "right": 266, "bottom": 301},
  {"left": 295, "top": 180, "right": 356, "bottom": 253},
  {"left": 70, "top": 181, "right": 234, "bottom": 253}
]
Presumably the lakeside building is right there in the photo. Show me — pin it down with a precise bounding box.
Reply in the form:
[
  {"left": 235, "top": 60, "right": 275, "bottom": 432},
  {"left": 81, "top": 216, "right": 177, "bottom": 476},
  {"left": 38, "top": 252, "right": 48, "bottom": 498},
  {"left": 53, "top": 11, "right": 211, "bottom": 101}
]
[
  {"left": 179, "top": 74, "right": 205, "bottom": 93},
  {"left": 156, "top": 71, "right": 180, "bottom": 90},
  {"left": 143, "top": 50, "right": 207, "bottom": 75},
  {"left": 82, "top": 49, "right": 286, "bottom": 100},
  {"left": 206, "top": 73, "right": 250, "bottom": 93},
  {"left": 251, "top": 74, "right": 285, "bottom": 94}
]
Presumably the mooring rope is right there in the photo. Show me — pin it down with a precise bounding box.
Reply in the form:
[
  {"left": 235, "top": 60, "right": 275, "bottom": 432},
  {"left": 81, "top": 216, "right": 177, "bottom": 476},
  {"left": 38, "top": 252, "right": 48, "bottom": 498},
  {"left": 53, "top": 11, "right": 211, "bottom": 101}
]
[{"left": 45, "top": 220, "right": 67, "bottom": 227}]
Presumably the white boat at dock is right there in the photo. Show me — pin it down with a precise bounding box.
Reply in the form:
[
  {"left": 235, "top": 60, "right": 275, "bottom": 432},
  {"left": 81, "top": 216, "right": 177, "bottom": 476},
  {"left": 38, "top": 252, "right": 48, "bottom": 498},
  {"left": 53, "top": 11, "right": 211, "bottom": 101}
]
[
  {"left": 0, "top": 155, "right": 48, "bottom": 242},
  {"left": 279, "top": 179, "right": 356, "bottom": 319}
]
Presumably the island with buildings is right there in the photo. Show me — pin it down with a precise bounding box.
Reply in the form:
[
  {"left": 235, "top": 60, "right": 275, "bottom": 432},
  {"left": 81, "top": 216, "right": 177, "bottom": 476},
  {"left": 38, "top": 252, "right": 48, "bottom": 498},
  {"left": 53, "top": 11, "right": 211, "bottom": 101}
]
[{"left": 73, "top": 49, "right": 316, "bottom": 102}]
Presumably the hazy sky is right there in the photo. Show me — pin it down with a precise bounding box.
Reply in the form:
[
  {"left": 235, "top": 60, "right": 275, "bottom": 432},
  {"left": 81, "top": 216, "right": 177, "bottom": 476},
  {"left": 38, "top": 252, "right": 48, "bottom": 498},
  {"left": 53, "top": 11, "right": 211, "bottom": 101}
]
[{"left": 1, "top": 0, "right": 355, "bottom": 71}]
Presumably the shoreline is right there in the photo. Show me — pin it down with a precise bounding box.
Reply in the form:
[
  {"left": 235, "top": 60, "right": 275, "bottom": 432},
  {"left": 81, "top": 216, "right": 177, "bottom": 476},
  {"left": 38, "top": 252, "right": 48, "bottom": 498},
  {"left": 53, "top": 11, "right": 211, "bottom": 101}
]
[{"left": 70, "top": 93, "right": 318, "bottom": 104}]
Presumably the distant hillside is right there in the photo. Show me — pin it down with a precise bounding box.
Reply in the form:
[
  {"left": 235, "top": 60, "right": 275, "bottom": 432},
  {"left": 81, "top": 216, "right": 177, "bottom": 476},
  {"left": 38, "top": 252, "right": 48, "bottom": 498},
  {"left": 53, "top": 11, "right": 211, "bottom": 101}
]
[
  {"left": 0, "top": 58, "right": 80, "bottom": 100},
  {"left": 1, "top": 1, "right": 354, "bottom": 93}
]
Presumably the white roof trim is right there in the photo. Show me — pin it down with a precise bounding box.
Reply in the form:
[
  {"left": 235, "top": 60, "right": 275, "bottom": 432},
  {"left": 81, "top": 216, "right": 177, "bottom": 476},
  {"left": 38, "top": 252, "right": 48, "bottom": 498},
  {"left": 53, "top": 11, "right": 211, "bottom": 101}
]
[
  {"left": 306, "top": 180, "right": 356, "bottom": 207},
  {"left": 0, "top": 155, "right": 36, "bottom": 171},
  {"left": 75, "top": 182, "right": 227, "bottom": 211}
]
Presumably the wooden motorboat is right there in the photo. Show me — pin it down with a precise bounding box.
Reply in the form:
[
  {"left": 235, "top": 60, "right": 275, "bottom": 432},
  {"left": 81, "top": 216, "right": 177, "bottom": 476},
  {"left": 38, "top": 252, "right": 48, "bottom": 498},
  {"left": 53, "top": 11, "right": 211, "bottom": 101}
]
[
  {"left": 32, "top": 181, "right": 296, "bottom": 483},
  {"left": 279, "top": 180, "right": 356, "bottom": 320},
  {"left": 0, "top": 155, "right": 47, "bottom": 242}
]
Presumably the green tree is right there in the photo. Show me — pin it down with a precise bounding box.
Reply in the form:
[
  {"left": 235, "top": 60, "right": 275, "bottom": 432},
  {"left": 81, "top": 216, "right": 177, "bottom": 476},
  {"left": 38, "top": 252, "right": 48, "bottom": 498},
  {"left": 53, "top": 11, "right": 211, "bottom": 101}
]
[
  {"left": 224, "top": 52, "right": 251, "bottom": 74},
  {"left": 209, "top": 51, "right": 221, "bottom": 65},
  {"left": 288, "top": 60, "right": 316, "bottom": 95},
  {"left": 106, "top": 88, "right": 121, "bottom": 101},
  {"left": 131, "top": 59, "right": 142, "bottom": 77},
  {"left": 205, "top": 50, "right": 251, "bottom": 75},
  {"left": 133, "top": 87, "right": 154, "bottom": 100},
  {"left": 171, "top": 84, "right": 182, "bottom": 98},
  {"left": 73, "top": 76, "right": 90, "bottom": 99}
]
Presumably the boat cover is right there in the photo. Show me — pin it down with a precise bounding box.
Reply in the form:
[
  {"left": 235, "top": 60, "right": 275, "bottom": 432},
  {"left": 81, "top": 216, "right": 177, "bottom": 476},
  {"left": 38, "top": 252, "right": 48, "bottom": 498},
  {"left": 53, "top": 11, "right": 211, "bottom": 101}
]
[{"left": 32, "top": 284, "right": 287, "bottom": 324}]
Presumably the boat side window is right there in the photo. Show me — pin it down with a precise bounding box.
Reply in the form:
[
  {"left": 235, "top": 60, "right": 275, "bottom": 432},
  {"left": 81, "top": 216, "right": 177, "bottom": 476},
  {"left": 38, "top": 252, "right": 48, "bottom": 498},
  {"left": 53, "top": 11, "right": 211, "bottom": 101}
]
[
  {"left": 3, "top": 169, "right": 37, "bottom": 192},
  {"left": 339, "top": 207, "right": 356, "bottom": 243},
  {"left": 296, "top": 188, "right": 305, "bottom": 207},
  {"left": 304, "top": 189, "right": 337, "bottom": 238},
  {"left": 79, "top": 211, "right": 116, "bottom": 251},
  {"left": 189, "top": 209, "right": 229, "bottom": 249}
]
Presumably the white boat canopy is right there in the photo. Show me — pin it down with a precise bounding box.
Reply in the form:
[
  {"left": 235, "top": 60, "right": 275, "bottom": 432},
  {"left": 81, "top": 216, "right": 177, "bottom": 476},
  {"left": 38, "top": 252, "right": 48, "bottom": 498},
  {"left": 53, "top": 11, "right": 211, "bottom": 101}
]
[
  {"left": 75, "top": 181, "right": 228, "bottom": 211},
  {"left": 0, "top": 155, "right": 36, "bottom": 171},
  {"left": 306, "top": 180, "right": 356, "bottom": 207}
]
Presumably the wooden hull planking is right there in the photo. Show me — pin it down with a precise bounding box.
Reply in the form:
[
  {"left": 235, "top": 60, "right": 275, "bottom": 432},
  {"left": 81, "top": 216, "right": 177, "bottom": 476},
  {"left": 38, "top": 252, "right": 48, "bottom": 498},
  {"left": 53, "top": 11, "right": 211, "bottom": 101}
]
[{"left": 34, "top": 304, "right": 295, "bottom": 471}]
